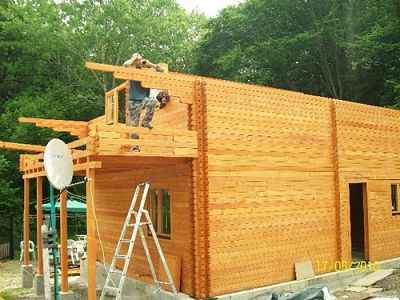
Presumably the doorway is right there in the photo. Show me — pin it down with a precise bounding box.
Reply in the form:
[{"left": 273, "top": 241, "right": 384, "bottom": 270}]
[{"left": 349, "top": 183, "right": 367, "bottom": 261}]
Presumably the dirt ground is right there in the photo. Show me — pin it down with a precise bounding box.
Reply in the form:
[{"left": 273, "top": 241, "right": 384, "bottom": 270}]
[
  {"left": 0, "top": 260, "right": 32, "bottom": 300},
  {"left": 0, "top": 260, "right": 21, "bottom": 291},
  {"left": 1, "top": 259, "right": 400, "bottom": 300}
]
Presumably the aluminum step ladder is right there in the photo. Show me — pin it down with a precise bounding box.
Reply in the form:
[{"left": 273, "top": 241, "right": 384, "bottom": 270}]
[{"left": 100, "top": 182, "right": 178, "bottom": 300}]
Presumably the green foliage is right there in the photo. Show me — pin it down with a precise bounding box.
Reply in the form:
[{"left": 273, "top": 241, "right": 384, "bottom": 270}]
[
  {"left": 0, "top": 0, "right": 205, "bottom": 223},
  {"left": 195, "top": 0, "right": 400, "bottom": 106}
]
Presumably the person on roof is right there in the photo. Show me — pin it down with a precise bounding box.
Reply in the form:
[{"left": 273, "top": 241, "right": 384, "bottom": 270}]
[{"left": 123, "top": 53, "right": 166, "bottom": 129}]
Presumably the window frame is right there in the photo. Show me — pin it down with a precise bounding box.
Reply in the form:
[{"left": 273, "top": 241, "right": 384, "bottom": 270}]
[{"left": 146, "top": 188, "right": 172, "bottom": 239}]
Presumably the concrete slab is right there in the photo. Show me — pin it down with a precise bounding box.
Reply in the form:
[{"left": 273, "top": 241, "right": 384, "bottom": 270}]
[
  {"left": 60, "top": 291, "right": 75, "bottom": 300},
  {"left": 363, "top": 287, "right": 383, "bottom": 294},
  {"left": 216, "top": 257, "right": 400, "bottom": 299},
  {"left": 34, "top": 274, "right": 44, "bottom": 296},
  {"left": 21, "top": 264, "right": 34, "bottom": 288},
  {"left": 352, "top": 269, "right": 394, "bottom": 287},
  {"left": 295, "top": 260, "right": 315, "bottom": 280},
  {"left": 346, "top": 286, "right": 368, "bottom": 292}
]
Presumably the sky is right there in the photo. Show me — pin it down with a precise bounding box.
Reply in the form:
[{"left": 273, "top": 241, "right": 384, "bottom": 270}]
[{"left": 176, "top": 0, "right": 243, "bottom": 16}]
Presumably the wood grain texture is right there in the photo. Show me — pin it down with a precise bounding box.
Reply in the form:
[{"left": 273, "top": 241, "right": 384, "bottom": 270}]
[
  {"left": 19, "top": 117, "right": 88, "bottom": 138},
  {"left": 204, "top": 79, "right": 338, "bottom": 296},
  {"left": 13, "top": 63, "right": 400, "bottom": 299},
  {"left": 86, "top": 168, "right": 97, "bottom": 300},
  {"left": 0, "top": 141, "right": 45, "bottom": 152},
  {"left": 191, "top": 80, "right": 210, "bottom": 299},
  {"left": 93, "top": 162, "right": 194, "bottom": 295}
]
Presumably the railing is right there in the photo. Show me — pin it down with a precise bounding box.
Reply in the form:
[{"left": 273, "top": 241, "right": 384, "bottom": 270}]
[
  {"left": 95, "top": 124, "right": 198, "bottom": 158},
  {"left": 20, "top": 137, "right": 100, "bottom": 178},
  {"left": 105, "top": 82, "right": 127, "bottom": 125}
]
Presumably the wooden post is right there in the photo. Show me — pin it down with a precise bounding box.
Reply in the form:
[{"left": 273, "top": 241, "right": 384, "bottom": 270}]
[
  {"left": 86, "top": 168, "right": 97, "bottom": 300},
  {"left": 36, "top": 177, "right": 44, "bottom": 275},
  {"left": 114, "top": 89, "right": 119, "bottom": 124},
  {"left": 23, "top": 178, "right": 30, "bottom": 266},
  {"left": 191, "top": 80, "right": 210, "bottom": 298},
  {"left": 60, "top": 189, "right": 69, "bottom": 292},
  {"left": 330, "top": 101, "right": 343, "bottom": 261}
]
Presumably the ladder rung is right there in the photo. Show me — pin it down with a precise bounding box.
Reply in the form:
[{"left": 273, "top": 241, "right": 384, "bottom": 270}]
[
  {"left": 127, "top": 222, "right": 150, "bottom": 227},
  {"left": 120, "top": 239, "right": 131, "bottom": 243},
  {"left": 115, "top": 255, "right": 127, "bottom": 259},
  {"left": 103, "top": 286, "right": 118, "bottom": 296},
  {"left": 110, "top": 268, "right": 123, "bottom": 274},
  {"left": 156, "top": 281, "right": 172, "bottom": 285},
  {"left": 104, "top": 286, "right": 118, "bottom": 291}
]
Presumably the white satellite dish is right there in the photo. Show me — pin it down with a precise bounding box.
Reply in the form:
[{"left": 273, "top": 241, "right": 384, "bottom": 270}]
[{"left": 43, "top": 138, "right": 73, "bottom": 190}]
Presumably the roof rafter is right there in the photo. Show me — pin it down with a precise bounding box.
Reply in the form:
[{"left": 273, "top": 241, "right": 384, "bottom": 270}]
[
  {"left": 85, "top": 62, "right": 194, "bottom": 104},
  {"left": 0, "top": 141, "right": 45, "bottom": 152},
  {"left": 19, "top": 117, "right": 88, "bottom": 138}
]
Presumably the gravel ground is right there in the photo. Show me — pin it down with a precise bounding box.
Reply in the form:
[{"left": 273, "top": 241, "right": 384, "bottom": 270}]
[
  {"left": 2, "top": 259, "right": 400, "bottom": 300},
  {"left": 334, "top": 269, "right": 400, "bottom": 300},
  {"left": 0, "top": 260, "right": 21, "bottom": 291},
  {"left": 0, "top": 260, "right": 32, "bottom": 300}
]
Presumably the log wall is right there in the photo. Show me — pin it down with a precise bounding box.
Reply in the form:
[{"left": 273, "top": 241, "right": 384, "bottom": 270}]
[
  {"left": 203, "top": 79, "right": 338, "bottom": 295},
  {"left": 335, "top": 100, "right": 400, "bottom": 263},
  {"left": 94, "top": 161, "right": 194, "bottom": 295},
  {"left": 202, "top": 78, "right": 400, "bottom": 296}
]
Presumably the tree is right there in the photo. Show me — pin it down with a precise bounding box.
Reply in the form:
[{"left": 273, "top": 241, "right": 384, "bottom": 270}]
[
  {"left": 0, "top": 0, "right": 205, "bottom": 223},
  {"left": 194, "top": 0, "right": 400, "bottom": 106}
]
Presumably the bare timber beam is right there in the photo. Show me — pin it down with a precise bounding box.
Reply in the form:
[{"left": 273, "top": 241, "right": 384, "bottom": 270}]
[
  {"left": 0, "top": 141, "right": 45, "bottom": 152},
  {"left": 22, "top": 161, "right": 102, "bottom": 179},
  {"left": 85, "top": 62, "right": 194, "bottom": 104},
  {"left": 19, "top": 117, "right": 88, "bottom": 138}
]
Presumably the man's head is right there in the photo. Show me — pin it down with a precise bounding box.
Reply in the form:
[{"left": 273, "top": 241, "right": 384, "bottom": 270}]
[
  {"left": 156, "top": 91, "right": 170, "bottom": 109},
  {"left": 131, "top": 53, "right": 143, "bottom": 65}
]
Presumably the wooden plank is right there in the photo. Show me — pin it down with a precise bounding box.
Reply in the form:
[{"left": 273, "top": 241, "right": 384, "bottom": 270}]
[
  {"left": 23, "top": 161, "right": 102, "bottom": 179},
  {"left": 19, "top": 117, "right": 88, "bottom": 138},
  {"left": 352, "top": 269, "right": 394, "bottom": 287},
  {"left": 85, "top": 62, "right": 195, "bottom": 104},
  {"left": 93, "top": 162, "right": 194, "bottom": 295},
  {"left": 68, "top": 137, "right": 91, "bottom": 149},
  {"left": 97, "top": 124, "right": 196, "bottom": 137},
  {"left": 60, "top": 190, "right": 69, "bottom": 292},
  {"left": 0, "top": 141, "right": 45, "bottom": 152}
]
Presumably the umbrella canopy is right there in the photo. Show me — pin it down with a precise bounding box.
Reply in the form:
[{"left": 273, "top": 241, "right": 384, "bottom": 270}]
[{"left": 43, "top": 197, "right": 86, "bottom": 214}]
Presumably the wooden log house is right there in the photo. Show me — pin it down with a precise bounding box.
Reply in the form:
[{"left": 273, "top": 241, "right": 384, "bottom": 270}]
[{"left": 3, "top": 61, "right": 400, "bottom": 299}]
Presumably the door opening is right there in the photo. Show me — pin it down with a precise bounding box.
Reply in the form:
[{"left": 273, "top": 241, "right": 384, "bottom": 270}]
[{"left": 349, "top": 183, "right": 367, "bottom": 261}]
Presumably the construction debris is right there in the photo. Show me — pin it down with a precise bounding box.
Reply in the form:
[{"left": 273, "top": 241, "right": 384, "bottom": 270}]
[
  {"left": 295, "top": 260, "right": 315, "bottom": 280},
  {"left": 352, "top": 270, "right": 394, "bottom": 287},
  {"left": 272, "top": 287, "right": 336, "bottom": 300}
]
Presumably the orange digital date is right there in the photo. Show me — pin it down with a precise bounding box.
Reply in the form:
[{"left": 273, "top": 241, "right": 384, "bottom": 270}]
[{"left": 315, "top": 260, "right": 379, "bottom": 273}]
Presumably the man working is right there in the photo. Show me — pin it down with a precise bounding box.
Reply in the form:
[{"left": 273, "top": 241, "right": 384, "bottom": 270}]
[{"left": 123, "top": 53, "right": 167, "bottom": 129}]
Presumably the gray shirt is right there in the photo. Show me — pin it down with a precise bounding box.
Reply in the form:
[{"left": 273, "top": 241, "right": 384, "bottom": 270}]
[{"left": 128, "top": 80, "right": 150, "bottom": 102}]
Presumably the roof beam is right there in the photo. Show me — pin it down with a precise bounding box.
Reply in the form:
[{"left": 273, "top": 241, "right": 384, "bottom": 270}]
[
  {"left": 85, "top": 62, "right": 194, "bottom": 104},
  {"left": 0, "top": 141, "right": 45, "bottom": 152},
  {"left": 19, "top": 117, "right": 88, "bottom": 138}
]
